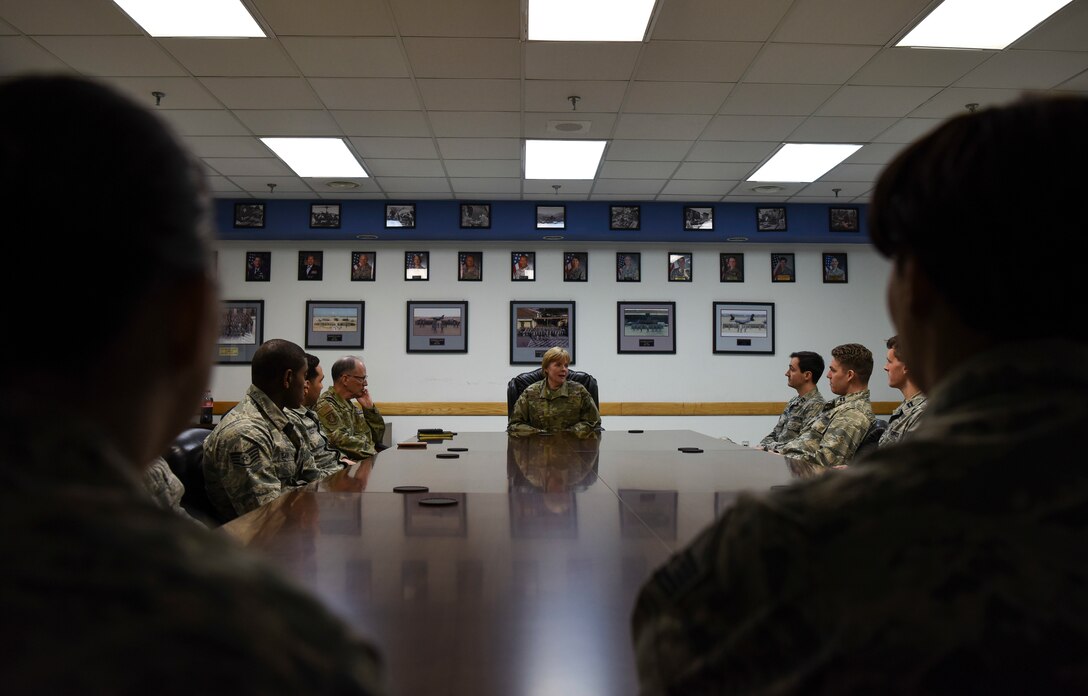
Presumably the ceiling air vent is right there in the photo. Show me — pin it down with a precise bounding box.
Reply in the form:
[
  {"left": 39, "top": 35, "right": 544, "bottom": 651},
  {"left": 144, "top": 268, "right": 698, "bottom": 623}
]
[{"left": 546, "top": 120, "right": 591, "bottom": 134}]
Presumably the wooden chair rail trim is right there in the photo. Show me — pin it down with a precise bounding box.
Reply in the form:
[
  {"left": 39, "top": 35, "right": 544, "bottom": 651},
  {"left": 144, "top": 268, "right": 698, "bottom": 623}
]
[{"left": 213, "top": 400, "right": 900, "bottom": 417}]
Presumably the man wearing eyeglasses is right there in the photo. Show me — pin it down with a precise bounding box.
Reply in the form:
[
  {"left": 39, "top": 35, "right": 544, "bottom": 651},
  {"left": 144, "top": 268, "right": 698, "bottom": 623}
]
[{"left": 315, "top": 356, "right": 387, "bottom": 461}]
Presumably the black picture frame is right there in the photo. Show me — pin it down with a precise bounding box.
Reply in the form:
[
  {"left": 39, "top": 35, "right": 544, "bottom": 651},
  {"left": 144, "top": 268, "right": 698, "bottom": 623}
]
[
  {"left": 713, "top": 301, "right": 775, "bottom": 354},
  {"left": 233, "top": 202, "right": 265, "bottom": 228},
  {"left": 511, "top": 251, "right": 535, "bottom": 281},
  {"left": 460, "top": 203, "right": 491, "bottom": 229},
  {"left": 406, "top": 300, "right": 468, "bottom": 353},
  {"left": 510, "top": 301, "right": 575, "bottom": 365},
  {"left": 683, "top": 206, "right": 713, "bottom": 230},
  {"left": 298, "top": 250, "right": 323, "bottom": 281},
  {"left": 305, "top": 300, "right": 364, "bottom": 349},
  {"left": 536, "top": 205, "right": 565, "bottom": 230},
  {"left": 616, "top": 252, "right": 641, "bottom": 282},
  {"left": 216, "top": 300, "right": 264, "bottom": 364},
  {"left": 563, "top": 252, "right": 588, "bottom": 282},
  {"left": 351, "top": 251, "right": 376, "bottom": 281},
  {"left": 830, "top": 206, "right": 860, "bottom": 232},
  {"left": 405, "top": 251, "right": 429, "bottom": 281},
  {"left": 617, "top": 301, "right": 676, "bottom": 354},
  {"left": 245, "top": 251, "right": 270, "bottom": 282},
  {"left": 720, "top": 253, "right": 745, "bottom": 282},
  {"left": 610, "top": 205, "right": 640, "bottom": 230},
  {"left": 386, "top": 203, "right": 416, "bottom": 228},
  {"left": 668, "top": 252, "right": 692, "bottom": 282},
  {"left": 458, "top": 251, "right": 483, "bottom": 281},
  {"left": 823, "top": 252, "right": 848, "bottom": 283},
  {"left": 309, "top": 203, "right": 341, "bottom": 229},
  {"left": 756, "top": 206, "right": 787, "bottom": 231},
  {"left": 771, "top": 253, "right": 796, "bottom": 283}
]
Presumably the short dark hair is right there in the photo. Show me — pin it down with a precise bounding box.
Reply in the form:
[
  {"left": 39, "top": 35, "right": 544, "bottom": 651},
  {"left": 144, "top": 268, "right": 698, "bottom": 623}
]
[
  {"left": 871, "top": 96, "right": 1088, "bottom": 341},
  {"left": 831, "top": 343, "right": 873, "bottom": 384},
  {"left": 251, "top": 340, "right": 306, "bottom": 393},
  {"left": 304, "top": 353, "right": 320, "bottom": 381},
  {"left": 886, "top": 335, "right": 900, "bottom": 360},
  {"left": 790, "top": 351, "right": 824, "bottom": 384},
  {"left": 330, "top": 356, "right": 359, "bottom": 382}
]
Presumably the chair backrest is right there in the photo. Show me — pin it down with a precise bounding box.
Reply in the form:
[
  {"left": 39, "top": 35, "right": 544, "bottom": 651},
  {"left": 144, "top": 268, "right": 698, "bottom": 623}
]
[
  {"left": 162, "top": 427, "right": 225, "bottom": 526},
  {"left": 851, "top": 418, "right": 888, "bottom": 464},
  {"left": 507, "top": 368, "right": 600, "bottom": 417}
]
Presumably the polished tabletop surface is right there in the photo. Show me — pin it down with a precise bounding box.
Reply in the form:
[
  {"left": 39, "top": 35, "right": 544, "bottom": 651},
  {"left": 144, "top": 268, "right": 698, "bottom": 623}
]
[{"left": 223, "top": 430, "right": 794, "bottom": 696}]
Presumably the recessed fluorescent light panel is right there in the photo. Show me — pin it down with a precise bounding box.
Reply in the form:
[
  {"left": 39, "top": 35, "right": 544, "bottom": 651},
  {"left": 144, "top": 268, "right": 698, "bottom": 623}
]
[
  {"left": 748, "top": 144, "right": 862, "bottom": 183},
  {"left": 260, "top": 138, "right": 369, "bottom": 178},
  {"left": 528, "top": 0, "right": 656, "bottom": 41},
  {"left": 113, "top": 0, "right": 265, "bottom": 38},
  {"left": 525, "top": 140, "right": 607, "bottom": 180},
  {"left": 897, "top": 0, "right": 1072, "bottom": 50}
]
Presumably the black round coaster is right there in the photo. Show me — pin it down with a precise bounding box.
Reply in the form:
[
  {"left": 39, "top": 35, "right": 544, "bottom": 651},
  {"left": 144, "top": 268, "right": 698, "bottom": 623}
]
[
  {"left": 628, "top": 429, "right": 644, "bottom": 433},
  {"left": 436, "top": 452, "right": 460, "bottom": 459},
  {"left": 418, "top": 497, "right": 458, "bottom": 507},
  {"left": 393, "top": 485, "right": 429, "bottom": 493},
  {"left": 448, "top": 447, "right": 468, "bottom": 452}
]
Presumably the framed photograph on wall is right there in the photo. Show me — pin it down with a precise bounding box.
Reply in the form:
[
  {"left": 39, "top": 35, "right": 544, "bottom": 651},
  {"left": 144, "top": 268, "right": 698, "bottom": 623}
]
[
  {"left": 610, "top": 205, "right": 640, "bottom": 230},
  {"left": 617, "top": 301, "right": 676, "bottom": 354},
  {"left": 683, "top": 206, "right": 713, "bottom": 230},
  {"left": 720, "top": 253, "right": 744, "bottom": 282},
  {"left": 713, "top": 301, "right": 775, "bottom": 354},
  {"left": 668, "top": 252, "right": 692, "bottom": 282},
  {"left": 830, "top": 206, "right": 860, "bottom": 232},
  {"left": 756, "top": 206, "right": 787, "bottom": 231},
  {"left": 510, "top": 301, "right": 575, "bottom": 365},
  {"left": 298, "top": 250, "right": 323, "bottom": 281},
  {"left": 351, "top": 251, "right": 376, "bottom": 281},
  {"left": 305, "top": 300, "right": 364, "bottom": 349},
  {"left": 386, "top": 203, "right": 416, "bottom": 228},
  {"left": 406, "top": 301, "right": 468, "bottom": 353},
  {"left": 310, "top": 203, "right": 340, "bottom": 229},
  {"left": 536, "top": 205, "right": 565, "bottom": 230},
  {"left": 511, "top": 251, "right": 535, "bottom": 281},
  {"left": 233, "top": 202, "right": 265, "bottom": 228},
  {"left": 245, "top": 251, "right": 270, "bottom": 282},
  {"left": 563, "top": 252, "right": 588, "bottom": 282},
  {"left": 458, "top": 251, "right": 482, "bottom": 281},
  {"left": 823, "top": 252, "right": 848, "bottom": 283},
  {"left": 460, "top": 203, "right": 491, "bottom": 229},
  {"left": 616, "top": 252, "right": 640, "bottom": 282},
  {"left": 216, "top": 300, "right": 263, "bottom": 364},
  {"left": 405, "top": 251, "right": 429, "bottom": 280},
  {"left": 771, "top": 253, "right": 795, "bottom": 283}
]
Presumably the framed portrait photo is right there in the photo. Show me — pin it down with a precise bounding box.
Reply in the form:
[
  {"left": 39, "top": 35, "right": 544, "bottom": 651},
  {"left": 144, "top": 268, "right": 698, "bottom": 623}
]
[
  {"left": 771, "top": 252, "right": 796, "bottom": 283},
  {"left": 405, "top": 251, "right": 429, "bottom": 281},
  {"left": 298, "top": 250, "right": 323, "bottom": 281},
  {"left": 458, "top": 251, "right": 483, "bottom": 281},
  {"left": 511, "top": 251, "right": 535, "bottom": 281},
  {"left": 306, "top": 300, "right": 364, "bottom": 349},
  {"left": 617, "top": 301, "right": 676, "bottom": 354},
  {"left": 668, "top": 252, "right": 693, "bottom": 282},
  {"left": 536, "top": 205, "right": 565, "bottom": 230},
  {"left": 406, "top": 300, "right": 468, "bottom": 353},
  {"left": 216, "top": 300, "right": 263, "bottom": 364},
  {"left": 756, "top": 206, "right": 787, "bottom": 232},
  {"left": 460, "top": 203, "right": 491, "bottom": 229},
  {"left": 563, "top": 252, "right": 588, "bottom": 282},
  {"left": 510, "top": 301, "right": 575, "bottom": 365},
  {"left": 233, "top": 202, "right": 265, "bottom": 229},
  {"left": 245, "top": 251, "right": 270, "bottom": 282},
  {"left": 351, "top": 251, "right": 376, "bottom": 281},
  {"left": 823, "top": 252, "right": 848, "bottom": 283},
  {"left": 683, "top": 206, "right": 713, "bottom": 230},
  {"left": 830, "top": 206, "right": 860, "bottom": 232},
  {"left": 720, "top": 253, "right": 744, "bottom": 282},
  {"left": 610, "top": 205, "right": 640, "bottom": 231},
  {"left": 386, "top": 203, "right": 416, "bottom": 228},
  {"left": 616, "top": 252, "right": 641, "bottom": 282},
  {"left": 713, "top": 301, "right": 775, "bottom": 355},
  {"left": 310, "top": 203, "right": 340, "bottom": 229}
]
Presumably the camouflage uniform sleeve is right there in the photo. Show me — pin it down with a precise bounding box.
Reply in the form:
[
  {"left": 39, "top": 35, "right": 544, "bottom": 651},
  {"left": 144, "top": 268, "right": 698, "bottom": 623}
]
[
  {"left": 781, "top": 408, "right": 870, "bottom": 472},
  {"left": 142, "top": 457, "right": 197, "bottom": 523},
  {"left": 316, "top": 398, "right": 376, "bottom": 459},
  {"left": 214, "top": 431, "right": 288, "bottom": 515},
  {"left": 760, "top": 407, "right": 791, "bottom": 450},
  {"left": 570, "top": 388, "right": 602, "bottom": 433},
  {"left": 507, "top": 387, "right": 542, "bottom": 433},
  {"left": 362, "top": 407, "right": 386, "bottom": 449}
]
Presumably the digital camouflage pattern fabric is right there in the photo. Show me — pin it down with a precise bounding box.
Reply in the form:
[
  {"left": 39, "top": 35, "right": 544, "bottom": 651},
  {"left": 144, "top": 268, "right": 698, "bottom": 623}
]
[
  {"left": 314, "top": 387, "right": 386, "bottom": 460},
  {"left": 286, "top": 405, "right": 345, "bottom": 473},
  {"left": 507, "top": 379, "right": 601, "bottom": 434},
  {"left": 759, "top": 387, "right": 825, "bottom": 450},
  {"left": 878, "top": 392, "right": 928, "bottom": 447},
  {"left": 778, "top": 389, "right": 874, "bottom": 476},
  {"left": 142, "top": 456, "right": 200, "bottom": 524}
]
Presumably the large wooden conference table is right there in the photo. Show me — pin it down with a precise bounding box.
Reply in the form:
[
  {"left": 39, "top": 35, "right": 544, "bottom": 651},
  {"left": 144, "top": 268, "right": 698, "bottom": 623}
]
[{"left": 222, "top": 430, "right": 795, "bottom": 696}]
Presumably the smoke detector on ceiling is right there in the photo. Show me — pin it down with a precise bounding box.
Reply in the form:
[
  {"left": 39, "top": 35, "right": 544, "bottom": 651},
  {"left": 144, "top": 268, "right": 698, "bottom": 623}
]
[
  {"left": 546, "top": 120, "right": 591, "bottom": 134},
  {"left": 327, "top": 180, "right": 360, "bottom": 189}
]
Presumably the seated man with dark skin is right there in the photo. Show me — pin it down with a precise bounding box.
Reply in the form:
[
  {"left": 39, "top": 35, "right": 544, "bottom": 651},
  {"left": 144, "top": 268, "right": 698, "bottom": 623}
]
[{"left": 508, "top": 347, "right": 601, "bottom": 434}]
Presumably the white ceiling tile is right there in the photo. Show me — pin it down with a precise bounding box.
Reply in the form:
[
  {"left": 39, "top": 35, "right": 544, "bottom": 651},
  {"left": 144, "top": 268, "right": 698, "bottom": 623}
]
[
  {"left": 2, "top": 0, "right": 137, "bottom": 34},
  {"left": 955, "top": 50, "right": 1088, "bottom": 90},
  {"left": 652, "top": 0, "right": 792, "bottom": 41},
  {"left": 793, "top": 182, "right": 872, "bottom": 198},
  {"left": 720, "top": 83, "right": 838, "bottom": 116},
  {"left": 0, "top": 36, "right": 71, "bottom": 75},
  {"left": 160, "top": 39, "right": 298, "bottom": 77},
  {"left": 377, "top": 177, "right": 452, "bottom": 193},
  {"left": 525, "top": 80, "right": 628, "bottom": 113},
  {"left": 444, "top": 160, "right": 521, "bottom": 177},
  {"left": 818, "top": 164, "right": 884, "bottom": 182},
  {"left": 184, "top": 137, "right": 272, "bottom": 158},
  {"left": 333, "top": 110, "right": 431, "bottom": 137},
  {"left": 1057, "top": 72, "right": 1088, "bottom": 91},
  {"left": 234, "top": 109, "right": 342, "bottom": 136},
  {"left": 850, "top": 48, "right": 990, "bottom": 87},
  {"left": 655, "top": 193, "right": 722, "bottom": 201},
  {"left": 206, "top": 176, "right": 242, "bottom": 193},
  {"left": 437, "top": 138, "right": 521, "bottom": 159},
  {"left": 0, "top": 18, "right": 13, "bottom": 34},
  {"left": 816, "top": 85, "right": 941, "bottom": 117},
  {"left": 403, "top": 38, "right": 520, "bottom": 78},
  {"left": 203, "top": 157, "right": 292, "bottom": 176},
  {"left": 103, "top": 76, "right": 220, "bottom": 109},
  {"left": 388, "top": 0, "right": 520, "bottom": 38},
  {"left": 157, "top": 109, "right": 250, "bottom": 136},
  {"left": 201, "top": 77, "right": 321, "bottom": 110},
  {"left": 252, "top": 0, "right": 396, "bottom": 35},
  {"left": 365, "top": 159, "right": 446, "bottom": 177},
  {"left": 451, "top": 192, "right": 523, "bottom": 200},
  {"left": 1015, "top": 0, "right": 1088, "bottom": 51},
  {"left": 35, "top": 36, "right": 185, "bottom": 76},
  {"left": 522, "top": 112, "right": 616, "bottom": 138},
  {"left": 702, "top": 114, "right": 805, "bottom": 140},
  {"left": 623, "top": 82, "right": 734, "bottom": 114},
  {"left": 525, "top": 43, "right": 641, "bottom": 81},
  {"left": 349, "top": 137, "right": 438, "bottom": 159},
  {"left": 589, "top": 193, "right": 658, "bottom": 200},
  {"left": 726, "top": 181, "right": 807, "bottom": 196},
  {"left": 686, "top": 140, "right": 779, "bottom": 162},
  {"left": 774, "top": 0, "right": 933, "bottom": 45},
  {"left": 310, "top": 78, "right": 421, "bottom": 110},
  {"left": 606, "top": 140, "right": 695, "bottom": 161},
  {"left": 429, "top": 111, "right": 521, "bottom": 137},
  {"left": 745, "top": 44, "right": 879, "bottom": 84},
  {"left": 229, "top": 176, "right": 315, "bottom": 193},
  {"left": 613, "top": 114, "right": 711, "bottom": 140},
  {"left": 315, "top": 191, "right": 388, "bottom": 199},
  {"left": 592, "top": 179, "right": 667, "bottom": 195},
  {"left": 598, "top": 162, "right": 679, "bottom": 179},
  {"left": 450, "top": 178, "right": 522, "bottom": 194},
  {"left": 661, "top": 180, "right": 735, "bottom": 195},
  {"left": 871, "top": 117, "right": 942, "bottom": 143},
  {"left": 674, "top": 162, "right": 755, "bottom": 179},
  {"left": 523, "top": 180, "right": 593, "bottom": 194},
  {"left": 417, "top": 79, "right": 520, "bottom": 111},
  {"left": 280, "top": 37, "right": 408, "bottom": 78},
  {"left": 787, "top": 116, "right": 898, "bottom": 142},
  {"left": 907, "top": 87, "right": 1025, "bottom": 118},
  {"left": 637, "top": 42, "right": 761, "bottom": 82},
  {"left": 306, "top": 178, "right": 383, "bottom": 194},
  {"left": 723, "top": 193, "right": 791, "bottom": 202},
  {"left": 843, "top": 143, "right": 907, "bottom": 165}
]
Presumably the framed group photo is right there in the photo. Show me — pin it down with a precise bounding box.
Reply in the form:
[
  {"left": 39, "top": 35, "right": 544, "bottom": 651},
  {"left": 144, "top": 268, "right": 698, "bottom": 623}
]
[
  {"left": 460, "top": 203, "right": 491, "bottom": 229},
  {"left": 233, "top": 202, "right": 265, "bottom": 229},
  {"left": 512, "top": 251, "right": 535, "bottom": 281},
  {"left": 459, "top": 251, "right": 482, "bottom": 281},
  {"left": 351, "top": 251, "right": 376, "bottom": 281},
  {"left": 830, "top": 206, "right": 860, "bottom": 232},
  {"left": 310, "top": 203, "right": 340, "bottom": 229},
  {"left": 713, "top": 301, "right": 775, "bottom": 354},
  {"left": 771, "top": 253, "right": 796, "bottom": 283},
  {"left": 564, "top": 252, "right": 588, "bottom": 282},
  {"left": 756, "top": 206, "right": 787, "bottom": 231},
  {"left": 536, "top": 205, "right": 565, "bottom": 230},
  {"left": 823, "top": 252, "right": 848, "bottom": 283},
  {"left": 305, "top": 300, "right": 364, "bottom": 349},
  {"left": 610, "top": 205, "right": 640, "bottom": 230},
  {"left": 668, "top": 252, "right": 692, "bottom": 282},
  {"left": 616, "top": 252, "right": 641, "bottom": 282},
  {"left": 683, "top": 206, "right": 713, "bottom": 230},
  {"left": 245, "top": 251, "right": 270, "bottom": 282},
  {"left": 298, "top": 250, "right": 323, "bottom": 281},
  {"left": 217, "top": 300, "right": 264, "bottom": 364},
  {"left": 510, "top": 301, "right": 575, "bottom": 365},
  {"left": 386, "top": 203, "right": 416, "bottom": 228},
  {"left": 405, "top": 251, "right": 429, "bottom": 281},
  {"left": 720, "top": 253, "right": 744, "bottom": 282},
  {"left": 406, "top": 300, "right": 468, "bottom": 353},
  {"left": 617, "top": 301, "right": 676, "bottom": 354}
]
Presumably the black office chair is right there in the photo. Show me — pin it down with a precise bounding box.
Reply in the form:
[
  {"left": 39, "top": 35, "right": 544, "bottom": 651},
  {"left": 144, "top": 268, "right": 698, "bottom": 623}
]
[
  {"left": 851, "top": 418, "right": 888, "bottom": 464},
  {"left": 506, "top": 368, "right": 599, "bottom": 418},
  {"left": 162, "top": 427, "right": 226, "bottom": 527}
]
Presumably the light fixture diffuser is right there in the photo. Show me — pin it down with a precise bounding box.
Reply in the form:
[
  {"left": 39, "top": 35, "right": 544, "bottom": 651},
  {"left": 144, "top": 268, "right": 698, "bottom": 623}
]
[
  {"left": 528, "top": 0, "right": 656, "bottom": 41},
  {"left": 114, "top": 0, "right": 265, "bottom": 37},
  {"left": 260, "top": 138, "right": 369, "bottom": 178},
  {"left": 897, "top": 0, "right": 1072, "bottom": 50},
  {"left": 748, "top": 144, "right": 862, "bottom": 183},
  {"left": 525, "top": 140, "right": 607, "bottom": 180}
]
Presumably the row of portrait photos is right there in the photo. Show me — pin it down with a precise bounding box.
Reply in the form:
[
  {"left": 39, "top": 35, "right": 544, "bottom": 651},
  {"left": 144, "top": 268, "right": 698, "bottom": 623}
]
[
  {"left": 233, "top": 202, "right": 862, "bottom": 233},
  {"left": 245, "top": 250, "right": 851, "bottom": 284}
]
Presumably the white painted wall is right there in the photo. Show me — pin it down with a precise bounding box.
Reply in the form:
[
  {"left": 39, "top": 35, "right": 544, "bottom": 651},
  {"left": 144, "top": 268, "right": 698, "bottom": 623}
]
[{"left": 211, "top": 240, "right": 896, "bottom": 444}]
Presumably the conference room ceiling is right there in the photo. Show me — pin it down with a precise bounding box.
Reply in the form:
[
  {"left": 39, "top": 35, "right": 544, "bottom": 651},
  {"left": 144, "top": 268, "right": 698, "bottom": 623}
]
[{"left": 2, "top": 0, "right": 1086, "bottom": 203}]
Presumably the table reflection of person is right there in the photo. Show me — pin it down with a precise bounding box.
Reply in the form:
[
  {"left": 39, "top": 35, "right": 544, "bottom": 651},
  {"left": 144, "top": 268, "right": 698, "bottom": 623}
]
[{"left": 507, "top": 431, "right": 601, "bottom": 493}]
